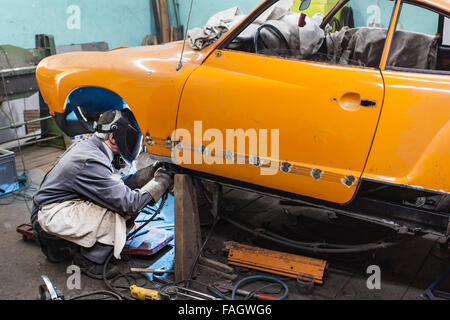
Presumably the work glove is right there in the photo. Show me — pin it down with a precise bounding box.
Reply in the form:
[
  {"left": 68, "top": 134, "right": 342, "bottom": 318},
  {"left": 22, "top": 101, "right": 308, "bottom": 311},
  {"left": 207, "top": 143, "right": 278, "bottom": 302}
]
[
  {"left": 141, "top": 167, "right": 174, "bottom": 204},
  {"left": 135, "top": 161, "right": 164, "bottom": 188}
]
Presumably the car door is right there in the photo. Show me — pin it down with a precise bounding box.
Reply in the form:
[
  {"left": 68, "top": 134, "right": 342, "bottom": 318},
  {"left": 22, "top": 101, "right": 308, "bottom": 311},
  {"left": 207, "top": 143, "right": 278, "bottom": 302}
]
[
  {"left": 175, "top": 0, "right": 395, "bottom": 204},
  {"left": 364, "top": 0, "right": 450, "bottom": 194}
]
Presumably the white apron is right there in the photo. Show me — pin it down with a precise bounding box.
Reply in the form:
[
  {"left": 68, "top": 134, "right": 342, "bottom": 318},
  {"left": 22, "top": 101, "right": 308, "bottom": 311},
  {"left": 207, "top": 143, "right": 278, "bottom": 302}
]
[{"left": 38, "top": 199, "right": 128, "bottom": 259}]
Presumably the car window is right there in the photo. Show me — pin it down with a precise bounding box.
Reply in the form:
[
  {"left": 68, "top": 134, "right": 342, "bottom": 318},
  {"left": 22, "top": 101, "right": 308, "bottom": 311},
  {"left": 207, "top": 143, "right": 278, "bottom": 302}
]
[
  {"left": 386, "top": 2, "right": 450, "bottom": 73},
  {"left": 224, "top": 0, "right": 396, "bottom": 68},
  {"left": 444, "top": 17, "right": 450, "bottom": 46}
]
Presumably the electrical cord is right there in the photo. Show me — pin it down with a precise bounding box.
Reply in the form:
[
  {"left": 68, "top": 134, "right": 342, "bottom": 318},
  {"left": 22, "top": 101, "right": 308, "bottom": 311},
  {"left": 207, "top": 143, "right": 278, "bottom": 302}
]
[
  {"left": 126, "top": 192, "right": 169, "bottom": 241},
  {"left": 100, "top": 193, "right": 170, "bottom": 300},
  {"left": 185, "top": 215, "right": 220, "bottom": 288},
  {"left": 1, "top": 65, "right": 34, "bottom": 215},
  {"left": 68, "top": 290, "right": 123, "bottom": 300},
  {"left": 208, "top": 275, "right": 289, "bottom": 300}
]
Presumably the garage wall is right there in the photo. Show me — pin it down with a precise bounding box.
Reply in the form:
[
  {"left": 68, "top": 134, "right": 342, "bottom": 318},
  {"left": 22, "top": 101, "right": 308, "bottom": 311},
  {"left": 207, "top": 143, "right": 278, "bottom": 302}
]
[
  {"left": 0, "top": 0, "right": 264, "bottom": 51},
  {"left": 174, "top": 0, "right": 262, "bottom": 30},
  {"left": 0, "top": 0, "right": 151, "bottom": 50}
]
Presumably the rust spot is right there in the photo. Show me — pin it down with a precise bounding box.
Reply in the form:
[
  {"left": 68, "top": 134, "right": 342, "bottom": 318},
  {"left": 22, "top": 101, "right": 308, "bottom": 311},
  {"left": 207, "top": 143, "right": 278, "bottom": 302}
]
[
  {"left": 280, "top": 162, "right": 292, "bottom": 173},
  {"left": 311, "top": 169, "right": 323, "bottom": 180},
  {"left": 341, "top": 175, "right": 356, "bottom": 187}
]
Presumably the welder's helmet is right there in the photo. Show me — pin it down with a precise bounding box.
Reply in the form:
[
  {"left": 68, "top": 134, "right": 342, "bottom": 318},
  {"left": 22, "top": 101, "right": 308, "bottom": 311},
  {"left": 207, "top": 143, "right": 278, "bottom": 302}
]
[{"left": 96, "top": 110, "right": 143, "bottom": 163}]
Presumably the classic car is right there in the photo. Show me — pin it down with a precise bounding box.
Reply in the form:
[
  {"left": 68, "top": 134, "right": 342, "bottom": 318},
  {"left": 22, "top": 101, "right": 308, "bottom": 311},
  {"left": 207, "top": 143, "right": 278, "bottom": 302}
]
[{"left": 36, "top": 0, "right": 450, "bottom": 241}]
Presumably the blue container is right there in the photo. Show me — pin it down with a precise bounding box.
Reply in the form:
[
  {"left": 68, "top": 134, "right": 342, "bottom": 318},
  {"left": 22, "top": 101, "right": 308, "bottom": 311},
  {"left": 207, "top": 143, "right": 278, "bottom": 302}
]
[{"left": 0, "top": 148, "right": 19, "bottom": 195}]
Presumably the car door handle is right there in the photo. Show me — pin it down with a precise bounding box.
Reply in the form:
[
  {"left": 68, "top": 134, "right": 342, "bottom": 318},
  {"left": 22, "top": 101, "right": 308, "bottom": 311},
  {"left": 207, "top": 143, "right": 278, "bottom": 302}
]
[
  {"left": 337, "top": 93, "right": 377, "bottom": 111},
  {"left": 360, "top": 99, "right": 377, "bottom": 108}
]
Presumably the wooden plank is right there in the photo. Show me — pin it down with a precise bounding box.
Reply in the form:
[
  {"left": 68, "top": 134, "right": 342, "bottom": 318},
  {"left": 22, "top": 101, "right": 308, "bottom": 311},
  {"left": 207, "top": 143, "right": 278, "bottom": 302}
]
[
  {"left": 151, "top": 0, "right": 162, "bottom": 44},
  {"left": 170, "top": 26, "right": 175, "bottom": 42},
  {"left": 174, "top": 174, "right": 202, "bottom": 282},
  {"left": 23, "top": 110, "right": 41, "bottom": 133},
  {"left": 159, "top": 0, "right": 170, "bottom": 43}
]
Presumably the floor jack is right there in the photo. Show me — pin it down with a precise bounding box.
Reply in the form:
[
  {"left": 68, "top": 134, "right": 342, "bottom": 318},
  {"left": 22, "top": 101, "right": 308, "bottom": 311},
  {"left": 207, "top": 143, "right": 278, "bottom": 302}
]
[{"left": 16, "top": 223, "right": 35, "bottom": 241}]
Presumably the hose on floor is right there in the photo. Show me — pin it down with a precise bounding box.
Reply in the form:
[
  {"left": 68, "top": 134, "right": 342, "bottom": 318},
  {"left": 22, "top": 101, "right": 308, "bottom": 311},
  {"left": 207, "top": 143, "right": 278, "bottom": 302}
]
[{"left": 208, "top": 275, "right": 289, "bottom": 300}]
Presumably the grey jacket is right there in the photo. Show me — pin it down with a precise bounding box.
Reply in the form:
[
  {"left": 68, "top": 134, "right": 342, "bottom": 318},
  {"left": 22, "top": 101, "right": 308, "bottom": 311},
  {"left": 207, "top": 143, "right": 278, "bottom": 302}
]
[{"left": 31, "top": 135, "right": 152, "bottom": 231}]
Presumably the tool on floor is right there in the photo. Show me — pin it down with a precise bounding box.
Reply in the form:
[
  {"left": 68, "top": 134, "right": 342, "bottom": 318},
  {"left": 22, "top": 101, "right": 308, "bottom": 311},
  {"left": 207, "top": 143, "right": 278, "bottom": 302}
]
[
  {"left": 225, "top": 241, "right": 327, "bottom": 284},
  {"left": 423, "top": 266, "right": 450, "bottom": 300},
  {"left": 160, "top": 284, "right": 221, "bottom": 300},
  {"left": 130, "top": 283, "right": 221, "bottom": 300},
  {"left": 209, "top": 275, "right": 289, "bottom": 300},
  {"left": 130, "top": 285, "right": 162, "bottom": 300},
  {"left": 213, "top": 280, "right": 279, "bottom": 300},
  {"left": 129, "top": 267, "right": 174, "bottom": 274},
  {"left": 197, "top": 255, "right": 237, "bottom": 280},
  {"left": 38, "top": 275, "right": 64, "bottom": 300}
]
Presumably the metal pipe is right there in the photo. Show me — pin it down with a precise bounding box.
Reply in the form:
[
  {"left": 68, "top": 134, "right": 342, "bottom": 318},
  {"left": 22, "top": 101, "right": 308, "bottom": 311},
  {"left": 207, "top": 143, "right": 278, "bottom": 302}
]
[
  {"left": 0, "top": 66, "right": 37, "bottom": 74},
  {"left": 222, "top": 215, "right": 404, "bottom": 254},
  {"left": 0, "top": 115, "right": 53, "bottom": 131}
]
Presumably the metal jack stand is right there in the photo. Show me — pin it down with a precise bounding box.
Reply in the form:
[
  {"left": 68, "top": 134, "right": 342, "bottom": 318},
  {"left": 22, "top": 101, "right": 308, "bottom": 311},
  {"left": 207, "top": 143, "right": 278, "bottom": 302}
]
[{"left": 423, "top": 267, "right": 450, "bottom": 300}]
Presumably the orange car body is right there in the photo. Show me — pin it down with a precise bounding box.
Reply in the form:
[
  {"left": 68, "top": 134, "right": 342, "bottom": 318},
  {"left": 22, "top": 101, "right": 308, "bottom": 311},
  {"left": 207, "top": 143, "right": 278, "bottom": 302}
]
[{"left": 36, "top": 0, "right": 450, "bottom": 209}]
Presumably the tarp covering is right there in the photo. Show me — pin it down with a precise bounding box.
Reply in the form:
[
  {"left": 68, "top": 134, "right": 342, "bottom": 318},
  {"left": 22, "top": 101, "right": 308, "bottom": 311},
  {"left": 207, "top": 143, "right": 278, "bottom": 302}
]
[
  {"left": 188, "top": 7, "right": 245, "bottom": 50},
  {"left": 188, "top": 1, "right": 438, "bottom": 71},
  {"left": 188, "top": 0, "right": 325, "bottom": 58},
  {"left": 326, "top": 27, "right": 438, "bottom": 69}
]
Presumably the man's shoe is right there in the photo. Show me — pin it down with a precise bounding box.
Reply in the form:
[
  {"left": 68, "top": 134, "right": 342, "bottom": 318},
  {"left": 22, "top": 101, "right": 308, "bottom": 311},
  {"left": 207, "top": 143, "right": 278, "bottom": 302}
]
[
  {"left": 37, "top": 232, "right": 74, "bottom": 263},
  {"left": 72, "top": 253, "right": 120, "bottom": 280}
]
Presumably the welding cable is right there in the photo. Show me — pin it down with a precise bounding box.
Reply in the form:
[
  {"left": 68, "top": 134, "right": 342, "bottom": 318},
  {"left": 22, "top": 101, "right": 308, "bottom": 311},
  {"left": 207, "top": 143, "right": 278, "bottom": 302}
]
[
  {"left": 232, "top": 276, "right": 289, "bottom": 300},
  {"left": 126, "top": 192, "right": 169, "bottom": 241},
  {"left": 68, "top": 290, "right": 123, "bottom": 300},
  {"left": 185, "top": 216, "right": 220, "bottom": 288},
  {"left": 208, "top": 275, "right": 289, "bottom": 300},
  {"left": 221, "top": 215, "right": 403, "bottom": 254},
  {"left": 101, "top": 194, "right": 170, "bottom": 300},
  {"left": 102, "top": 252, "right": 139, "bottom": 300}
]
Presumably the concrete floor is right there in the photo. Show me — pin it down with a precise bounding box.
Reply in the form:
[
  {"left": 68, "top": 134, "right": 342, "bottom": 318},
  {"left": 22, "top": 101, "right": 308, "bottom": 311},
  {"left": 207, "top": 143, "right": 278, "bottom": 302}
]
[{"left": 0, "top": 144, "right": 449, "bottom": 300}]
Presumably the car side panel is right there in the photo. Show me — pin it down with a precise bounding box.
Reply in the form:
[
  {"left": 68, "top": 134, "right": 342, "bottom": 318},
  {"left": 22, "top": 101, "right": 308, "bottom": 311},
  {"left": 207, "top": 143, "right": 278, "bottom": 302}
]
[{"left": 363, "top": 70, "right": 450, "bottom": 194}]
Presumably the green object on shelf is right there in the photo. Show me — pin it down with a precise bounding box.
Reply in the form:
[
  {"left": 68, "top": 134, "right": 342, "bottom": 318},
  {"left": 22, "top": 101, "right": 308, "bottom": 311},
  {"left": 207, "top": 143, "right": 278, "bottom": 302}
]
[
  {"left": 291, "top": 0, "right": 336, "bottom": 16},
  {"left": 0, "top": 45, "right": 39, "bottom": 100},
  {"left": 35, "top": 35, "right": 66, "bottom": 149}
]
